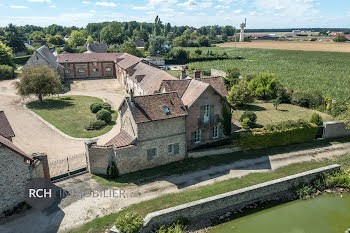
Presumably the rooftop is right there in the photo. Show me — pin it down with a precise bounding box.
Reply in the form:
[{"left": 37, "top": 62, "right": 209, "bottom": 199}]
[
  {"left": 0, "top": 111, "right": 15, "bottom": 139},
  {"left": 116, "top": 53, "right": 143, "bottom": 70},
  {"left": 195, "top": 77, "right": 229, "bottom": 97},
  {"left": 105, "top": 130, "right": 135, "bottom": 148},
  {"left": 57, "top": 53, "right": 122, "bottom": 63}
]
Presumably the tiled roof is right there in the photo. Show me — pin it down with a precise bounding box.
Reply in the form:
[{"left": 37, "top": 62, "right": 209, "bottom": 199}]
[
  {"left": 116, "top": 53, "right": 143, "bottom": 70},
  {"left": 37, "top": 46, "right": 62, "bottom": 69},
  {"left": 181, "top": 79, "right": 209, "bottom": 107},
  {"left": 195, "top": 77, "right": 229, "bottom": 97},
  {"left": 57, "top": 53, "right": 122, "bottom": 63},
  {"left": 105, "top": 130, "right": 135, "bottom": 148},
  {"left": 129, "top": 62, "right": 177, "bottom": 94},
  {"left": 159, "top": 79, "right": 191, "bottom": 97},
  {"left": 0, "top": 111, "right": 15, "bottom": 138},
  {"left": 127, "top": 92, "right": 188, "bottom": 124},
  {"left": 87, "top": 43, "right": 108, "bottom": 53},
  {"left": 0, "top": 135, "right": 33, "bottom": 162}
]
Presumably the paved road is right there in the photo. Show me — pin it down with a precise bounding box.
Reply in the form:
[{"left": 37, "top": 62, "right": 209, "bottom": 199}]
[{"left": 1, "top": 141, "right": 349, "bottom": 233}]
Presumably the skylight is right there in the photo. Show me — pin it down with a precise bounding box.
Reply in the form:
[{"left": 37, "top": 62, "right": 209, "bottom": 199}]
[{"left": 162, "top": 106, "right": 170, "bottom": 115}]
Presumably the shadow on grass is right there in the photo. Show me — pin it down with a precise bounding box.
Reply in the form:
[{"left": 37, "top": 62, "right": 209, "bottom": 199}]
[
  {"left": 238, "top": 104, "right": 266, "bottom": 112},
  {"left": 27, "top": 98, "right": 74, "bottom": 110}
]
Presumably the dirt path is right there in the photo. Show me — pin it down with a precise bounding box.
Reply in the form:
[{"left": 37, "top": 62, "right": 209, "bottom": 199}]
[{"left": 1, "top": 141, "right": 350, "bottom": 233}]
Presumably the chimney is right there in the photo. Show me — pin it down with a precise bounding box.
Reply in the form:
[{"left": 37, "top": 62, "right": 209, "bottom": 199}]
[
  {"left": 181, "top": 68, "right": 187, "bottom": 79},
  {"left": 129, "top": 89, "right": 135, "bottom": 102},
  {"left": 194, "top": 68, "right": 200, "bottom": 79}
]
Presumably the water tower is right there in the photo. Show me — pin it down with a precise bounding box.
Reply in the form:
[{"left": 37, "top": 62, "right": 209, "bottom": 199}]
[{"left": 240, "top": 18, "right": 246, "bottom": 42}]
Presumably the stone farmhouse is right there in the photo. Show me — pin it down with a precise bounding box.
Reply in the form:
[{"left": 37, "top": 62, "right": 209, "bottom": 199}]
[{"left": 0, "top": 112, "right": 49, "bottom": 216}]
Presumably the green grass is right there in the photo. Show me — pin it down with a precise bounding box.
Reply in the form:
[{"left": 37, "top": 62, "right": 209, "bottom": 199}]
[
  {"left": 180, "top": 47, "right": 350, "bottom": 101},
  {"left": 74, "top": 152, "right": 350, "bottom": 233},
  {"left": 27, "top": 95, "right": 117, "bottom": 138},
  {"left": 232, "top": 102, "right": 333, "bottom": 127}
]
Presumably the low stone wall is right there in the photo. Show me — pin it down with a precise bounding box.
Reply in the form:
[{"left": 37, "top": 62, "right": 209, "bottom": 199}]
[
  {"left": 139, "top": 164, "right": 340, "bottom": 232},
  {"left": 211, "top": 69, "right": 227, "bottom": 78},
  {"left": 188, "top": 147, "right": 241, "bottom": 159},
  {"left": 323, "top": 120, "right": 350, "bottom": 139}
]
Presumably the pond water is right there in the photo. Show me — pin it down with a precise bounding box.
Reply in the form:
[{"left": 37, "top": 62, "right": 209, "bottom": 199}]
[{"left": 209, "top": 194, "right": 350, "bottom": 233}]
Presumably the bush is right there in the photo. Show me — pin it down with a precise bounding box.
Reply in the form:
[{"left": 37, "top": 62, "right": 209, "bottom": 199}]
[
  {"left": 85, "top": 119, "right": 106, "bottom": 130},
  {"left": 248, "top": 73, "right": 280, "bottom": 100},
  {"left": 310, "top": 113, "right": 323, "bottom": 126},
  {"left": 0, "top": 65, "right": 14, "bottom": 80},
  {"left": 264, "top": 119, "right": 310, "bottom": 132},
  {"left": 90, "top": 103, "right": 102, "bottom": 113},
  {"left": 107, "top": 161, "right": 119, "bottom": 178},
  {"left": 239, "top": 111, "right": 257, "bottom": 123},
  {"left": 291, "top": 91, "right": 324, "bottom": 108},
  {"left": 227, "top": 80, "right": 254, "bottom": 107},
  {"left": 220, "top": 106, "right": 232, "bottom": 136},
  {"left": 96, "top": 109, "right": 112, "bottom": 123},
  {"left": 101, "top": 102, "right": 112, "bottom": 111},
  {"left": 241, "top": 117, "right": 255, "bottom": 130},
  {"left": 115, "top": 212, "right": 143, "bottom": 233}
]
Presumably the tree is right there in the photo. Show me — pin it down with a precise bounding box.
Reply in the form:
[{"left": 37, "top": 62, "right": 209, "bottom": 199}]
[
  {"left": 198, "top": 36, "right": 210, "bottom": 47},
  {"left": 220, "top": 106, "right": 232, "bottom": 136},
  {"left": 120, "top": 41, "right": 144, "bottom": 57},
  {"left": 248, "top": 73, "right": 279, "bottom": 100},
  {"left": 153, "top": 16, "right": 162, "bottom": 36},
  {"left": 68, "top": 30, "right": 88, "bottom": 48},
  {"left": 273, "top": 96, "right": 282, "bottom": 110},
  {"left": 228, "top": 80, "right": 254, "bottom": 107},
  {"left": 86, "top": 35, "right": 94, "bottom": 44},
  {"left": 4, "top": 24, "right": 26, "bottom": 52},
  {"left": 149, "top": 36, "right": 168, "bottom": 55},
  {"left": 100, "top": 22, "right": 124, "bottom": 45},
  {"left": 224, "top": 66, "right": 240, "bottom": 89},
  {"left": 333, "top": 34, "right": 347, "bottom": 42},
  {"left": 15, "top": 66, "right": 62, "bottom": 103},
  {"left": 30, "top": 31, "right": 45, "bottom": 40},
  {"left": 0, "top": 41, "right": 15, "bottom": 67},
  {"left": 168, "top": 48, "right": 189, "bottom": 63}
]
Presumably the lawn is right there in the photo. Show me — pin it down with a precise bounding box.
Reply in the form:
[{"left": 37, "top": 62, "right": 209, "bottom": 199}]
[
  {"left": 179, "top": 47, "right": 350, "bottom": 102},
  {"left": 27, "top": 95, "right": 117, "bottom": 138},
  {"left": 74, "top": 151, "right": 350, "bottom": 233},
  {"left": 232, "top": 102, "right": 333, "bottom": 127}
]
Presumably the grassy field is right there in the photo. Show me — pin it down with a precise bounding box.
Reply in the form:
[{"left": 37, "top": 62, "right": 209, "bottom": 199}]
[
  {"left": 75, "top": 150, "right": 350, "bottom": 233},
  {"left": 181, "top": 47, "right": 350, "bottom": 102},
  {"left": 27, "top": 95, "right": 117, "bottom": 138},
  {"left": 232, "top": 102, "right": 333, "bottom": 127}
]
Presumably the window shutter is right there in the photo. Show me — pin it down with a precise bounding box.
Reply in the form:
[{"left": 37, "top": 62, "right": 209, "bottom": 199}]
[
  {"left": 174, "top": 143, "right": 179, "bottom": 154},
  {"left": 201, "top": 129, "right": 205, "bottom": 142},
  {"left": 200, "top": 105, "right": 205, "bottom": 125},
  {"left": 191, "top": 132, "right": 195, "bottom": 145},
  {"left": 210, "top": 105, "right": 214, "bottom": 123},
  {"left": 219, "top": 125, "right": 223, "bottom": 138},
  {"left": 147, "top": 149, "right": 152, "bottom": 160}
]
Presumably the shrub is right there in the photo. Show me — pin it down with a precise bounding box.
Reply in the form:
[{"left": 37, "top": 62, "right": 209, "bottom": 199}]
[
  {"left": 101, "top": 102, "right": 112, "bottom": 111},
  {"left": 220, "top": 106, "right": 232, "bottom": 136},
  {"left": 291, "top": 91, "right": 324, "bottom": 108},
  {"left": 107, "top": 161, "right": 119, "bottom": 178},
  {"left": 96, "top": 109, "right": 112, "bottom": 123},
  {"left": 273, "top": 97, "right": 282, "bottom": 110},
  {"left": 115, "top": 212, "right": 143, "bottom": 233},
  {"left": 264, "top": 119, "right": 310, "bottom": 132},
  {"left": 90, "top": 103, "right": 102, "bottom": 113},
  {"left": 241, "top": 117, "right": 255, "bottom": 130},
  {"left": 85, "top": 119, "right": 106, "bottom": 130},
  {"left": 330, "top": 101, "right": 348, "bottom": 117},
  {"left": 227, "top": 80, "right": 254, "bottom": 107},
  {"left": 248, "top": 73, "right": 280, "bottom": 100},
  {"left": 239, "top": 111, "right": 257, "bottom": 123},
  {"left": 295, "top": 184, "right": 315, "bottom": 199},
  {"left": 310, "top": 113, "right": 323, "bottom": 126},
  {"left": 224, "top": 66, "right": 240, "bottom": 89},
  {"left": 0, "top": 65, "right": 14, "bottom": 80}
]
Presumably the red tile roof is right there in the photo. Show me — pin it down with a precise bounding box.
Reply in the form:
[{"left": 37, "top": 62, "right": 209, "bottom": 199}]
[
  {"left": 57, "top": 53, "right": 122, "bottom": 63},
  {"left": 0, "top": 135, "right": 33, "bottom": 162},
  {"left": 159, "top": 79, "right": 191, "bottom": 97},
  {"left": 0, "top": 111, "right": 15, "bottom": 139},
  {"left": 126, "top": 92, "right": 188, "bottom": 124},
  {"left": 181, "top": 79, "right": 209, "bottom": 107},
  {"left": 105, "top": 130, "right": 135, "bottom": 148},
  {"left": 116, "top": 53, "right": 143, "bottom": 70},
  {"left": 195, "top": 77, "right": 229, "bottom": 97}
]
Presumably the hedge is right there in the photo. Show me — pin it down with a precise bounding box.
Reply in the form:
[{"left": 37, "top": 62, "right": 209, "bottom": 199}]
[
  {"left": 13, "top": 55, "right": 31, "bottom": 65},
  {"left": 0, "top": 65, "right": 14, "bottom": 80},
  {"left": 238, "top": 125, "right": 318, "bottom": 149}
]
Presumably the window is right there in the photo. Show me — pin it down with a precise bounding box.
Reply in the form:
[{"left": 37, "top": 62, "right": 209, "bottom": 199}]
[
  {"left": 168, "top": 143, "right": 179, "bottom": 155},
  {"left": 204, "top": 105, "right": 210, "bottom": 123},
  {"left": 212, "top": 126, "right": 219, "bottom": 139},
  {"left": 93, "top": 68, "right": 98, "bottom": 72},
  {"left": 194, "top": 130, "right": 201, "bottom": 143},
  {"left": 147, "top": 148, "right": 158, "bottom": 160},
  {"left": 78, "top": 68, "right": 85, "bottom": 73},
  {"left": 65, "top": 70, "right": 70, "bottom": 74},
  {"left": 162, "top": 106, "right": 170, "bottom": 115},
  {"left": 105, "top": 67, "right": 112, "bottom": 72}
]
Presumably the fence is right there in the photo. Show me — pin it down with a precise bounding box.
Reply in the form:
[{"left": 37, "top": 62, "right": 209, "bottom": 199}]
[{"left": 48, "top": 153, "right": 88, "bottom": 182}]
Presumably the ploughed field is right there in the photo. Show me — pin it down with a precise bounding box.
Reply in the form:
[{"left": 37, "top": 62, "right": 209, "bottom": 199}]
[{"left": 183, "top": 47, "right": 350, "bottom": 101}]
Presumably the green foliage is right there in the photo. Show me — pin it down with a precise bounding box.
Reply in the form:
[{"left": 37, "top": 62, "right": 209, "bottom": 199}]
[
  {"left": 101, "top": 102, "right": 112, "bottom": 111},
  {"left": 96, "top": 109, "right": 112, "bottom": 123},
  {"left": 333, "top": 34, "right": 347, "bottom": 42},
  {"left": 220, "top": 106, "right": 232, "bottom": 136},
  {"left": 4, "top": 23, "right": 26, "bottom": 52},
  {"left": 241, "top": 117, "right": 255, "bottom": 130},
  {"left": 107, "top": 161, "right": 119, "bottom": 178},
  {"left": 239, "top": 111, "right": 257, "bottom": 123},
  {"left": 15, "top": 65, "right": 62, "bottom": 103},
  {"left": 295, "top": 184, "right": 315, "bottom": 199},
  {"left": 68, "top": 30, "right": 88, "bottom": 48},
  {"left": 149, "top": 36, "right": 169, "bottom": 55},
  {"left": 85, "top": 119, "right": 106, "bottom": 130},
  {"left": 120, "top": 41, "right": 144, "bottom": 57},
  {"left": 224, "top": 66, "right": 240, "bottom": 88},
  {"left": 114, "top": 212, "right": 142, "bottom": 233},
  {"left": 248, "top": 73, "right": 279, "bottom": 100},
  {"left": 48, "top": 34, "right": 64, "bottom": 45},
  {"left": 90, "top": 103, "right": 102, "bottom": 113},
  {"left": 228, "top": 80, "right": 254, "bottom": 107},
  {"left": 13, "top": 55, "right": 31, "bottom": 65},
  {"left": 291, "top": 91, "right": 324, "bottom": 108},
  {"left": 194, "top": 48, "right": 202, "bottom": 55},
  {"left": 264, "top": 119, "right": 311, "bottom": 132},
  {"left": 0, "top": 41, "right": 15, "bottom": 67},
  {"left": 167, "top": 48, "right": 189, "bottom": 64},
  {"left": 154, "top": 217, "right": 188, "bottom": 233},
  {"left": 239, "top": 121, "right": 318, "bottom": 149},
  {"left": 0, "top": 65, "right": 14, "bottom": 79},
  {"left": 310, "top": 113, "right": 323, "bottom": 126},
  {"left": 273, "top": 96, "right": 282, "bottom": 110}
]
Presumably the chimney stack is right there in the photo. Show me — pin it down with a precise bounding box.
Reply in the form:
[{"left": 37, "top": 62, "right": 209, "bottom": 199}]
[
  {"left": 181, "top": 68, "right": 187, "bottom": 79},
  {"left": 194, "top": 68, "right": 200, "bottom": 79},
  {"left": 129, "top": 89, "right": 134, "bottom": 102}
]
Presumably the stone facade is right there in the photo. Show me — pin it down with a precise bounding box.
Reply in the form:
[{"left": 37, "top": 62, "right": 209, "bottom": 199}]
[{"left": 60, "top": 61, "right": 116, "bottom": 79}]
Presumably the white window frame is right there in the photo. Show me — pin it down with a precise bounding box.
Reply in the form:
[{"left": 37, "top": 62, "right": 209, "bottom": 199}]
[
  {"left": 148, "top": 147, "right": 158, "bottom": 159},
  {"left": 194, "top": 130, "right": 201, "bottom": 144},
  {"left": 204, "top": 105, "right": 210, "bottom": 123},
  {"left": 93, "top": 68, "right": 98, "bottom": 72},
  {"left": 78, "top": 68, "right": 85, "bottom": 73},
  {"left": 168, "top": 144, "right": 175, "bottom": 155},
  {"left": 105, "top": 67, "right": 112, "bottom": 72},
  {"left": 212, "top": 125, "right": 219, "bottom": 139}
]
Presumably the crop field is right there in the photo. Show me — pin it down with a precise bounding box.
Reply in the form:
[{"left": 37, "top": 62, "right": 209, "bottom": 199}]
[
  {"left": 184, "top": 47, "right": 350, "bottom": 101},
  {"left": 216, "top": 40, "right": 350, "bottom": 52}
]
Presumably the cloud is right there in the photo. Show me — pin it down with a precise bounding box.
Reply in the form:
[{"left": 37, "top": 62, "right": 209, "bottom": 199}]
[
  {"left": 233, "top": 9, "right": 242, "bottom": 14},
  {"left": 177, "top": 0, "right": 212, "bottom": 10},
  {"left": 27, "top": 0, "right": 51, "bottom": 2},
  {"left": 96, "top": 2, "right": 117, "bottom": 7},
  {"left": 10, "top": 5, "right": 28, "bottom": 8},
  {"left": 49, "top": 5, "right": 56, "bottom": 8},
  {"left": 215, "top": 5, "right": 229, "bottom": 9},
  {"left": 82, "top": 1, "right": 90, "bottom": 4},
  {"left": 132, "top": 6, "right": 152, "bottom": 10}
]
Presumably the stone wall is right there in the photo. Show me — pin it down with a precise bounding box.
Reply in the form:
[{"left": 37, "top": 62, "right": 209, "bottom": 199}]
[
  {"left": 25, "top": 51, "right": 54, "bottom": 70},
  {"left": 188, "top": 147, "right": 241, "bottom": 159},
  {"left": 323, "top": 120, "right": 350, "bottom": 139},
  {"left": 211, "top": 69, "right": 227, "bottom": 78},
  {"left": 61, "top": 62, "right": 116, "bottom": 79},
  {"left": 139, "top": 164, "right": 340, "bottom": 232}
]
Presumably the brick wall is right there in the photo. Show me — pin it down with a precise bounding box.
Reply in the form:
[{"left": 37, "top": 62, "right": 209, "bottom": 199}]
[{"left": 60, "top": 62, "right": 116, "bottom": 79}]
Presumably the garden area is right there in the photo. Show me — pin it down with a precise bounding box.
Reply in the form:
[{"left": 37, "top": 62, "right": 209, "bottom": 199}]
[{"left": 27, "top": 95, "right": 117, "bottom": 138}]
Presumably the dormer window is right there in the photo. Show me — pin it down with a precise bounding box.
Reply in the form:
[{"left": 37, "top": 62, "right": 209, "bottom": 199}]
[{"left": 162, "top": 106, "right": 170, "bottom": 115}]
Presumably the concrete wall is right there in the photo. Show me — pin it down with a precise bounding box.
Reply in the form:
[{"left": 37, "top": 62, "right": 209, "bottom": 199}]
[
  {"left": 139, "top": 164, "right": 340, "bottom": 232},
  {"left": 211, "top": 69, "right": 227, "bottom": 78},
  {"left": 323, "top": 120, "right": 350, "bottom": 139}
]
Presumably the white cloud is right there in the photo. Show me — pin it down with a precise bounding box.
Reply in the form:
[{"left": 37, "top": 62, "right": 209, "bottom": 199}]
[
  {"left": 215, "top": 5, "right": 229, "bottom": 9},
  {"left": 82, "top": 1, "right": 90, "bottom": 4},
  {"left": 10, "top": 5, "right": 28, "bottom": 8},
  {"left": 233, "top": 9, "right": 242, "bottom": 14},
  {"left": 146, "top": 11, "right": 157, "bottom": 14},
  {"left": 96, "top": 2, "right": 117, "bottom": 7},
  {"left": 177, "top": 0, "right": 212, "bottom": 10},
  {"left": 132, "top": 6, "right": 152, "bottom": 10},
  {"left": 28, "top": 0, "right": 51, "bottom": 2},
  {"left": 49, "top": 5, "right": 56, "bottom": 8}
]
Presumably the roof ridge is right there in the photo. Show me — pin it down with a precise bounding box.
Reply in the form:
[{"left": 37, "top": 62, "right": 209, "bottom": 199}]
[{"left": 134, "top": 91, "right": 179, "bottom": 98}]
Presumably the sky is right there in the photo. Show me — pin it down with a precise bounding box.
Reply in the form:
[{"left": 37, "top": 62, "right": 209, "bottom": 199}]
[{"left": 0, "top": 0, "right": 349, "bottom": 28}]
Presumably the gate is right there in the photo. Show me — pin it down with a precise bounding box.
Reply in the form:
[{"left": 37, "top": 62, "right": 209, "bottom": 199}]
[{"left": 49, "top": 153, "right": 88, "bottom": 182}]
